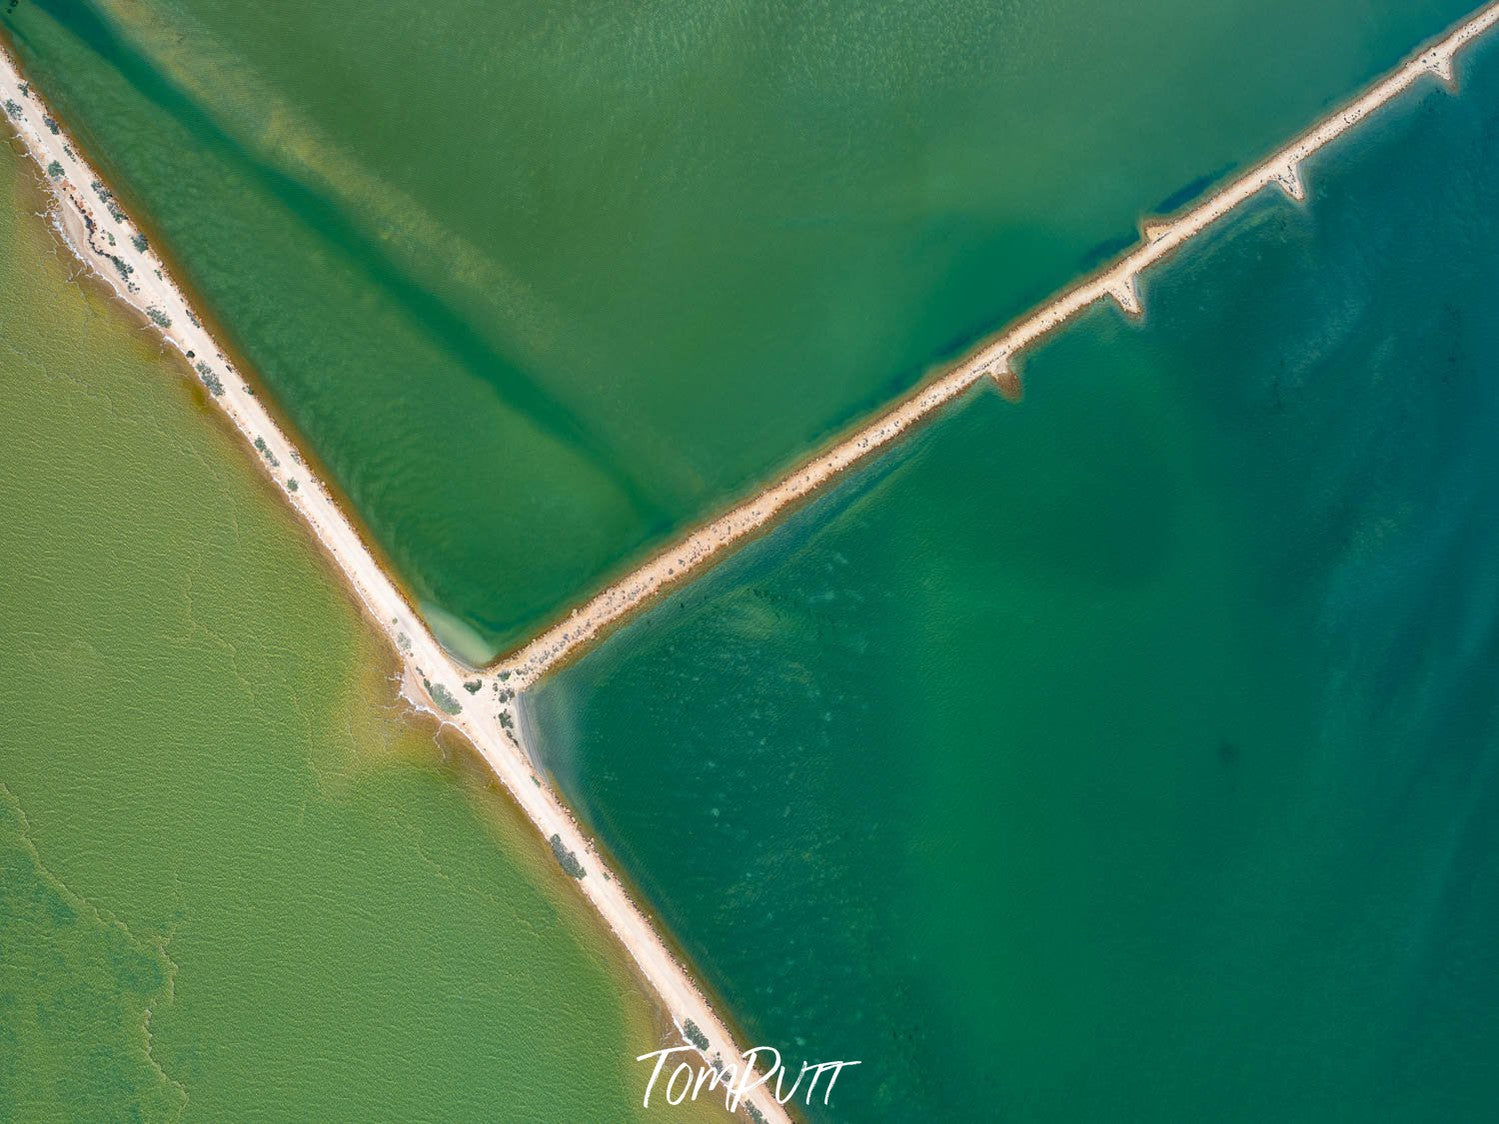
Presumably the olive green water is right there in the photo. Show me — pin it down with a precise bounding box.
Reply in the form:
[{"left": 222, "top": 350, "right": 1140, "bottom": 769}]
[
  {"left": 0, "top": 148, "right": 716, "bottom": 1121},
  {"left": 0, "top": 0, "right": 1477, "bottom": 658},
  {"left": 531, "top": 40, "right": 1499, "bottom": 1121}
]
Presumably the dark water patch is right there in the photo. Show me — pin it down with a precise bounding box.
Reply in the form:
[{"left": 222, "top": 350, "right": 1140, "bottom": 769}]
[
  {"left": 11, "top": 0, "right": 666, "bottom": 524},
  {"left": 1078, "top": 230, "right": 1138, "bottom": 269}
]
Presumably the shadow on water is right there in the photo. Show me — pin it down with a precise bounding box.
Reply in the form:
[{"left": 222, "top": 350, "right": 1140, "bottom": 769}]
[
  {"left": 1077, "top": 161, "right": 1237, "bottom": 271},
  {"left": 1151, "top": 161, "right": 1239, "bottom": 216}
]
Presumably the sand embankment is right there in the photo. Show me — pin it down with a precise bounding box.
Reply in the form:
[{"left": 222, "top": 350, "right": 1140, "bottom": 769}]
[{"left": 494, "top": 0, "right": 1499, "bottom": 689}]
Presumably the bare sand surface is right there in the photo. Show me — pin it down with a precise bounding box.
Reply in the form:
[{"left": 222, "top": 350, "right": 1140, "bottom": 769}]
[
  {"left": 1, "top": 48, "right": 790, "bottom": 1123},
  {"left": 494, "top": 0, "right": 1499, "bottom": 689}
]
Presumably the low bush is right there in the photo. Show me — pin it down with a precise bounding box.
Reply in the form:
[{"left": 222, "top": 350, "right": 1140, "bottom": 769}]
[
  {"left": 424, "top": 679, "right": 462, "bottom": 715},
  {"left": 549, "top": 834, "right": 586, "bottom": 879},
  {"left": 195, "top": 363, "right": 224, "bottom": 397},
  {"left": 682, "top": 1020, "right": 710, "bottom": 1052}
]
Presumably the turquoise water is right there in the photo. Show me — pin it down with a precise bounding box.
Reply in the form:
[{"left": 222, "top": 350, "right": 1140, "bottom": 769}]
[
  {"left": 0, "top": 0, "right": 1476, "bottom": 657},
  {"left": 531, "top": 39, "right": 1499, "bottom": 1120}
]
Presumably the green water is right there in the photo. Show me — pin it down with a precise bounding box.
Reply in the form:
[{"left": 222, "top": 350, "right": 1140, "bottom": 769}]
[
  {"left": 531, "top": 39, "right": 1499, "bottom": 1120},
  {"left": 0, "top": 149, "right": 715, "bottom": 1121},
  {"left": 0, "top": 0, "right": 1477, "bottom": 658}
]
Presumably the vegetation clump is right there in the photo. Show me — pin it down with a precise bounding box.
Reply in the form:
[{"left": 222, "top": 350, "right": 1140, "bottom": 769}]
[
  {"left": 682, "top": 1020, "right": 710, "bottom": 1052},
  {"left": 287, "top": 479, "right": 299, "bottom": 493},
  {"left": 46, "top": 160, "right": 62, "bottom": 180},
  {"left": 131, "top": 232, "right": 148, "bottom": 253},
  {"left": 252, "top": 437, "right": 280, "bottom": 468},
  {"left": 145, "top": 306, "right": 171, "bottom": 329},
  {"left": 549, "top": 834, "right": 586, "bottom": 879},
  {"left": 43, "top": 114, "right": 59, "bottom": 135},
  {"left": 462, "top": 679, "right": 482, "bottom": 694},
  {"left": 423, "top": 678, "right": 462, "bottom": 715},
  {"left": 3, "top": 99, "right": 20, "bottom": 119},
  {"left": 90, "top": 180, "right": 126, "bottom": 222},
  {"left": 195, "top": 362, "right": 224, "bottom": 397}
]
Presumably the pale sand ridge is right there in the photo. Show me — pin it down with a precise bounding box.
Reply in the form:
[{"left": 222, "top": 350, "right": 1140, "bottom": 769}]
[
  {"left": 494, "top": 1, "right": 1499, "bottom": 689},
  {"left": 1, "top": 47, "right": 790, "bottom": 1124}
]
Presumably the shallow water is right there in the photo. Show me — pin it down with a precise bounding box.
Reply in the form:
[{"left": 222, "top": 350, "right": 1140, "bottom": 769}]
[
  {"left": 1, "top": 0, "right": 1476, "bottom": 656},
  {"left": 531, "top": 39, "right": 1499, "bottom": 1120},
  {"left": 0, "top": 146, "right": 711, "bottom": 1121}
]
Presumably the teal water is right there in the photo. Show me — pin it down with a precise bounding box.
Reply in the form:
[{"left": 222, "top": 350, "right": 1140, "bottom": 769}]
[
  {"left": 531, "top": 40, "right": 1499, "bottom": 1120},
  {"left": 0, "top": 0, "right": 1477, "bottom": 657}
]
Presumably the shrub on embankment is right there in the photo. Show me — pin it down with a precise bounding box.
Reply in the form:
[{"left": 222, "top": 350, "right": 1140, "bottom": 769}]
[{"left": 549, "top": 834, "right": 586, "bottom": 879}]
